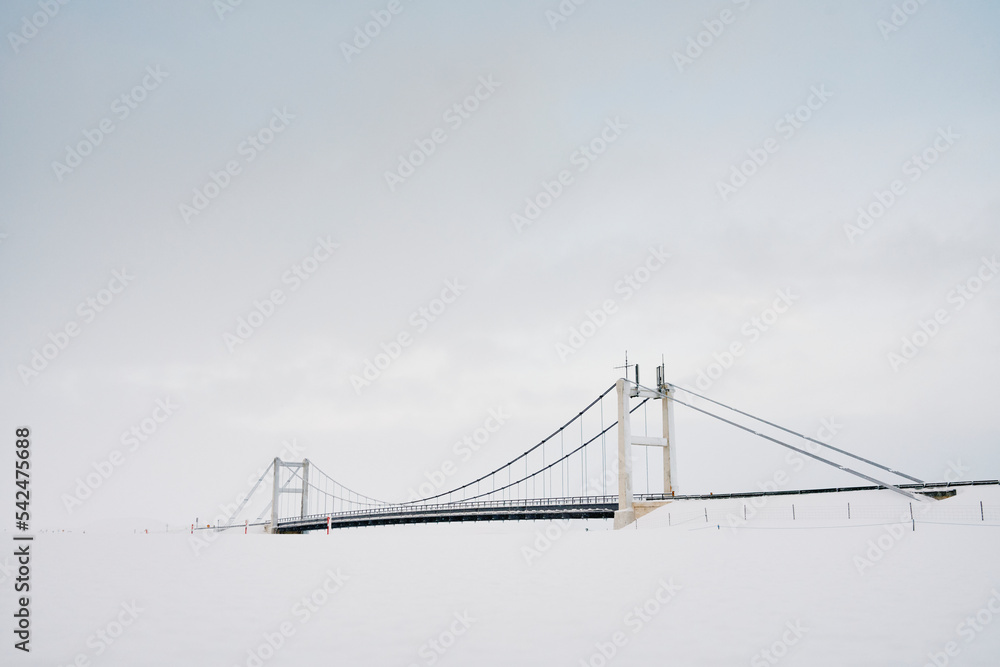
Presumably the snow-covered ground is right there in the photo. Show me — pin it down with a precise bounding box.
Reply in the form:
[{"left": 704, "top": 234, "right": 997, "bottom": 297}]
[{"left": 6, "top": 485, "right": 1000, "bottom": 666}]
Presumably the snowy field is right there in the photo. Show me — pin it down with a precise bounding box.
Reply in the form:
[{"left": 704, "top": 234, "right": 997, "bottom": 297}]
[{"left": 6, "top": 485, "right": 1000, "bottom": 667}]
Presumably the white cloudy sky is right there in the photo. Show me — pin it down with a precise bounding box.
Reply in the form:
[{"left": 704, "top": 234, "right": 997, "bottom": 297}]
[{"left": 1, "top": 0, "right": 998, "bottom": 530}]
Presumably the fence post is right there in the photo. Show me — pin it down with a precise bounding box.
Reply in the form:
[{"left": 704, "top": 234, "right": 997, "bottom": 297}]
[
  {"left": 982, "top": 501, "right": 985, "bottom": 522},
  {"left": 910, "top": 502, "right": 915, "bottom": 531},
  {"left": 847, "top": 502, "right": 850, "bottom": 520},
  {"left": 792, "top": 504, "right": 796, "bottom": 521},
  {"left": 704, "top": 507, "right": 708, "bottom": 523}
]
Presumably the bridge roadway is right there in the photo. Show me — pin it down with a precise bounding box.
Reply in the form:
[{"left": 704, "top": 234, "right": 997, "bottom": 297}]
[
  {"left": 274, "top": 496, "right": 619, "bottom": 533},
  {"left": 269, "top": 480, "right": 998, "bottom": 533}
]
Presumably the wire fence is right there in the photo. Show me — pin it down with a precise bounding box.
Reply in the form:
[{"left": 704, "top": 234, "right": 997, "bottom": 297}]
[{"left": 659, "top": 501, "right": 1000, "bottom": 528}]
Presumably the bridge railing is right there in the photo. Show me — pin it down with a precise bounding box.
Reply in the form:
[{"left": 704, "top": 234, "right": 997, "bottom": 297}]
[
  {"left": 276, "top": 480, "right": 1000, "bottom": 526},
  {"left": 285, "top": 494, "right": 621, "bottom": 524}
]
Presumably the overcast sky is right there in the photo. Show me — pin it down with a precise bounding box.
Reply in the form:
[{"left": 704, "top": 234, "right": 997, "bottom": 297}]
[{"left": 2, "top": 0, "right": 998, "bottom": 531}]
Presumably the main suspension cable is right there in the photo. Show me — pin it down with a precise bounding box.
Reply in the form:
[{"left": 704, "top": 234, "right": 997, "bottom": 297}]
[
  {"left": 667, "top": 382, "right": 923, "bottom": 483},
  {"left": 663, "top": 392, "right": 924, "bottom": 502},
  {"left": 401, "top": 384, "right": 617, "bottom": 505}
]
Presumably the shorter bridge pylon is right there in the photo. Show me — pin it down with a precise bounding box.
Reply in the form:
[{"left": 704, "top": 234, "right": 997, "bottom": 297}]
[{"left": 268, "top": 458, "right": 309, "bottom": 533}]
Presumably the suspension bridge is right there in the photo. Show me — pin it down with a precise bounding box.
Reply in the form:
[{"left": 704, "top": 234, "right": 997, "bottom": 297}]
[{"left": 213, "top": 363, "right": 977, "bottom": 534}]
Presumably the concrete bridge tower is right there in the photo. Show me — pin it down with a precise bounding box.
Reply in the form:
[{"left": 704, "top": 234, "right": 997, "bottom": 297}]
[{"left": 614, "top": 364, "right": 676, "bottom": 529}]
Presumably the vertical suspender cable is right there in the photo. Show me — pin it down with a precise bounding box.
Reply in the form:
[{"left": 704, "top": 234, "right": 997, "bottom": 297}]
[
  {"left": 644, "top": 401, "right": 649, "bottom": 494},
  {"left": 579, "top": 415, "right": 583, "bottom": 495},
  {"left": 601, "top": 394, "right": 606, "bottom": 496}
]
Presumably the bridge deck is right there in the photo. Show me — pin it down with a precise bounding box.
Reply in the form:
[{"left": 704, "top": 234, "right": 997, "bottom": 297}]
[
  {"left": 275, "top": 499, "right": 617, "bottom": 533},
  {"left": 263, "top": 481, "right": 1000, "bottom": 533}
]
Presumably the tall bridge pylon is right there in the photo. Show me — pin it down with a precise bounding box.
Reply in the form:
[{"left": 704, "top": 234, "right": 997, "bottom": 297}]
[{"left": 614, "top": 369, "right": 676, "bottom": 529}]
